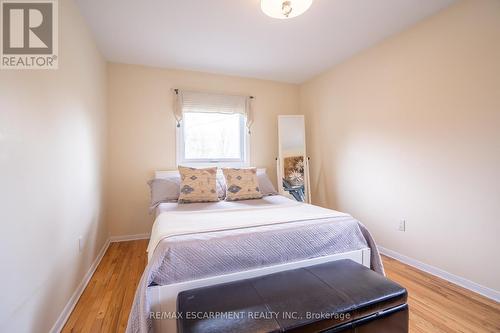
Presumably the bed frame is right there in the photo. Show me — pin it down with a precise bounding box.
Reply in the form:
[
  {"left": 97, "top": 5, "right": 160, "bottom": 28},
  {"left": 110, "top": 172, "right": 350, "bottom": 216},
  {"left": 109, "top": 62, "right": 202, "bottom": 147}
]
[
  {"left": 149, "top": 247, "right": 371, "bottom": 332},
  {"left": 149, "top": 170, "right": 370, "bottom": 332}
]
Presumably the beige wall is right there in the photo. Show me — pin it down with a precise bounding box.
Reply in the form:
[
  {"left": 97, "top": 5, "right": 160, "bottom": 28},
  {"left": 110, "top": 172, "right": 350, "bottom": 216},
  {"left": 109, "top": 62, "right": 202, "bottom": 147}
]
[
  {"left": 2, "top": 2, "right": 498, "bottom": 329},
  {"left": 0, "top": 1, "right": 108, "bottom": 332},
  {"left": 107, "top": 63, "right": 299, "bottom": 236},
  {"left": 300, "top": 0, "right": 500, "bottom": 291}
]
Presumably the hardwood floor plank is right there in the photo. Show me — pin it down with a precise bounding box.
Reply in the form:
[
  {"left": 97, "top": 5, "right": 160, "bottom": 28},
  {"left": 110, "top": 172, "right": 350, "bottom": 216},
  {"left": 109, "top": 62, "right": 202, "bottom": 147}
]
[{"left": 62, "top": 241, "right": 500, "bottom": 332}]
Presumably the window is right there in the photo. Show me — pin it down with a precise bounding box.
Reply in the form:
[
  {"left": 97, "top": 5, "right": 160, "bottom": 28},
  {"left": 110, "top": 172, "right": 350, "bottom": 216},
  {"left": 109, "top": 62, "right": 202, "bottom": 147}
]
[
  {"left": 175, "top": 90, "right": 251, "bottom": 167},
  {"left": 178, "top": 112, "right": 247, "bottom": 166}
]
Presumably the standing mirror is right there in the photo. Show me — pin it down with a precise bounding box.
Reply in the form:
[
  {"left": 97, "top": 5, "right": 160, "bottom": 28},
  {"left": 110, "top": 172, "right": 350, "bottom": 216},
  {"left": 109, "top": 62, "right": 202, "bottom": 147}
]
[{"left": 277, "top": 115, "right": 311, "bottom": 203}]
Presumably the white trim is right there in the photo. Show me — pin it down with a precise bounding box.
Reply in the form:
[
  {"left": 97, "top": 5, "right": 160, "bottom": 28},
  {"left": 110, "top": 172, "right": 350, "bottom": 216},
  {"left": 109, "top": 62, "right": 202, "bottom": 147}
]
[
  {"left": 109, "top": 233, "right": 150, "bottom": 242},
  {"left": 49, "top": 239, "right": 111, "bottom": 333},
  {"left": 379, "top": 246, "right": 500, "bottom": 303}
]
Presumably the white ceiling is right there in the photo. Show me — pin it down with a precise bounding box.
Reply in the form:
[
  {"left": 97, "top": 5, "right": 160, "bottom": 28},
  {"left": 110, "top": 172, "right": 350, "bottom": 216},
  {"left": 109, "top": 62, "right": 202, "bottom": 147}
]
[{"left": 75, "top": 0, "right": 455, "bottom": 83}]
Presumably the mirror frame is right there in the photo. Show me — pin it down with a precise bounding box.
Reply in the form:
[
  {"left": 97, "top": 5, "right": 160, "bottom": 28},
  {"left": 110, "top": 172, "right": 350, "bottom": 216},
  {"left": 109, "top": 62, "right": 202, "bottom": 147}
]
[{"left": 277, "top": 115, "right": 311, "bottom": 203}]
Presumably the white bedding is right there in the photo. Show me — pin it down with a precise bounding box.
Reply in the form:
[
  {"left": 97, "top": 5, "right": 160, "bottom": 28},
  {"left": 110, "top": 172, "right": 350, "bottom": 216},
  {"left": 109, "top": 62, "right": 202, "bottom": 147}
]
[{"left": 148, "top": 196, "right": 349, "bottom": 261}]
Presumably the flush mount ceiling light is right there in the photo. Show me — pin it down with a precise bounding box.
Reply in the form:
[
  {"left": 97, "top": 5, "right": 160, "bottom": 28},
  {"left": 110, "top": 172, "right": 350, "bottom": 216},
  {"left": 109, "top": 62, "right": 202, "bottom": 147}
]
[{"left": 261, "top": 0, "right": 313, "bottom": 19}]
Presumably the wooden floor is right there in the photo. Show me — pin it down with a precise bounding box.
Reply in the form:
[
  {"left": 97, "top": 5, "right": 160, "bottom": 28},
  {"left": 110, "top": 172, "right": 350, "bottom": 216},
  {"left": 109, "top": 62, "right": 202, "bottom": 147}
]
[
  {"left": 383, "top": 256, "right": 500, "bottom": 333},
  {"left": 63, "top": 240, "right": 500, "bottom": 333},
  {"left": 62, "top": 240, "right": 148, "bottom": 333}
]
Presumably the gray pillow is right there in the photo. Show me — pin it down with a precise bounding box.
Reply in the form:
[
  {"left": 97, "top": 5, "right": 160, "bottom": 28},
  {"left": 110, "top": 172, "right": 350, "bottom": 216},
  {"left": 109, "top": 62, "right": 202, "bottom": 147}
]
[
  {"left": 148, "top": 177, "right": 180, "bottom": 209},
  {"left": 257, "top": 172, "right": 278, "bottom": 196}
]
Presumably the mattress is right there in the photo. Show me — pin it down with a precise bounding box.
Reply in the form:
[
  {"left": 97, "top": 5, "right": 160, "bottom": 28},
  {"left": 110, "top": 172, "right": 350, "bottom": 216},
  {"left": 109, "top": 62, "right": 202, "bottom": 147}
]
[{"left": 155, "top": 194, "right": 293, "bottom": 216}]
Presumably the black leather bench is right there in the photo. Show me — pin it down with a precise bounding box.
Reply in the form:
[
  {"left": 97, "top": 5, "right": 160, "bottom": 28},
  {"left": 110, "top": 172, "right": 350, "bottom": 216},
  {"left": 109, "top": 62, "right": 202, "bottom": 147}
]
[{"left": 177, "top": 259, "right": 408, "bottom": 333}]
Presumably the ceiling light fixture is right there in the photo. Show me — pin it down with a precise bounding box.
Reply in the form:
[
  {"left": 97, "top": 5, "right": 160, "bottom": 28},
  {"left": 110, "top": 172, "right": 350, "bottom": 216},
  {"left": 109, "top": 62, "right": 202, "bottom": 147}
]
[{"left": 261, "top": 0, "right": 313, "bottom": 19}]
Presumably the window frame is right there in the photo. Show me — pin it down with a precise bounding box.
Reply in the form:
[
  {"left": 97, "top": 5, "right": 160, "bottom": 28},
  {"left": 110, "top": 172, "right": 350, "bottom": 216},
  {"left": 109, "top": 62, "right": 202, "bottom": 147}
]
[{"left": 176, "top": 112, "right": 250, "bottom": 167}]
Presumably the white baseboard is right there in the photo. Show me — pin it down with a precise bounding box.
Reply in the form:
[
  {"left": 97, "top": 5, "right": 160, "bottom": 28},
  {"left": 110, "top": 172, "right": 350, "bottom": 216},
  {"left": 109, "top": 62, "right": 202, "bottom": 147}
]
[
  {"left": 379, "top": 246, "right": 500, "bottom": 303},
  {"left": 109, "top": 233, "right": 150, "bottom": 242},
  {"left": 49, "top": 238, "right": 111, "bottom": 333}
]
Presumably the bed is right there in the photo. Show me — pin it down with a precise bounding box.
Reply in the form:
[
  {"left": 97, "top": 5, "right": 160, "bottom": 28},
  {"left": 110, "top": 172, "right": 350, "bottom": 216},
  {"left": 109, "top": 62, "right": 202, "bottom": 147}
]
[{"left": 127, "top": 173, "right": 384, "bottom": 333}]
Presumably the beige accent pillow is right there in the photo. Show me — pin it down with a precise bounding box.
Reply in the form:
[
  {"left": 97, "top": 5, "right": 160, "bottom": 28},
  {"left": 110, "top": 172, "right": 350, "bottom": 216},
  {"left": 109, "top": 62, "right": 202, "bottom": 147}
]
[
  {"left": 178, "top": 166, "right": 219, "bottom": 203},
  {"left": 222, "top": 167, "right": 263, "bottom": 201}
]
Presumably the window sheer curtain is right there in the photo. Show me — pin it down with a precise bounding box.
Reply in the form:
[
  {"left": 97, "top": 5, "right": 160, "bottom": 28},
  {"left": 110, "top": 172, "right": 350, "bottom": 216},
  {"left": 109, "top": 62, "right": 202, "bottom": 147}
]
[{"left": 173, "top": 90, "right": 254, "bottom": 133}]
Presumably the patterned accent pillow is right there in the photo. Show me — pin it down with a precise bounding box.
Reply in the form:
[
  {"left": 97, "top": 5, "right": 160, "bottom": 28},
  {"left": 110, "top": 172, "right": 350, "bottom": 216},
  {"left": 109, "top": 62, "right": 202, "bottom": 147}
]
[
  {"left": 222, "top": 167, "right": 263, "bottom": 201},
  {"left": 178, "top": 166, "right": 219, "bottom": 203}
]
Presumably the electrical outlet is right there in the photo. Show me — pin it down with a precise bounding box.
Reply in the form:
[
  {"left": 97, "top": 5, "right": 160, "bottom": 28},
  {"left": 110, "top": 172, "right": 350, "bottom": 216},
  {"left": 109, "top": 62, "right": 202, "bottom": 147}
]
[
  {"left": 78, "top": 236, "right": 83, "bottom": 252},
  {"left": 398, "top": 220, "right": 406, "bottom": 232}
]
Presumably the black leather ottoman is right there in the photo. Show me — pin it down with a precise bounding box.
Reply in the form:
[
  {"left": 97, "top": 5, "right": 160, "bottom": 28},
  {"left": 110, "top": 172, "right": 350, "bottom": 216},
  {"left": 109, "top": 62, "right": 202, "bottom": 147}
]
[{"left": 177, "top": 259, "right": 408, "bottom": 333}]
